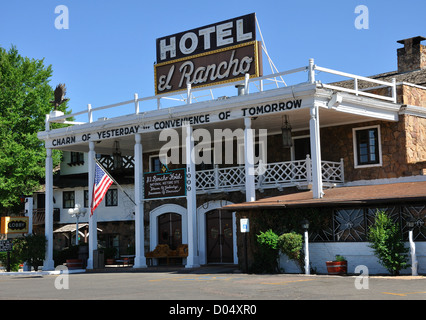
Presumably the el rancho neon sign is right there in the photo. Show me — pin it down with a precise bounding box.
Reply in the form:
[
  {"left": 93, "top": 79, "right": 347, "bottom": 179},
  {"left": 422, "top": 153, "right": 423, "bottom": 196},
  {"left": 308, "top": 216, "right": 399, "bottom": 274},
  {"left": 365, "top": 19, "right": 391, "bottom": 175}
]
[{"left": 154, "top": 13, "right": 262, "bottom": 95}]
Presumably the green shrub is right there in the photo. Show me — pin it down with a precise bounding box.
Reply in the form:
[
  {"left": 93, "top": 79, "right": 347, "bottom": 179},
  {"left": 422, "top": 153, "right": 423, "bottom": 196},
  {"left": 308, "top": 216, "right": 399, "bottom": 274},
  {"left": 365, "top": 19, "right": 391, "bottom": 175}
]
[
  {"left": 253, "top": 229, "right": 280, "bottom": 273},
  {"left": 13, "top": 234, "right": 47, "bottom": 271},
  {"left": 278, "top": 232, "right": 304, "bottom": 273},
  {"left": 367, "top": 210, "right": 409, "bottom": 276}
]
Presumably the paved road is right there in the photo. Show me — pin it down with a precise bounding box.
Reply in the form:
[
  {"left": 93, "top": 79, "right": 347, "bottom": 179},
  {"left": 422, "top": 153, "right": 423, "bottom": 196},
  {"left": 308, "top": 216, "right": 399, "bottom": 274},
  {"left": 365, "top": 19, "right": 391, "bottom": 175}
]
[{"left": 1, "top": 268, "right": 425, "bottom": 302}]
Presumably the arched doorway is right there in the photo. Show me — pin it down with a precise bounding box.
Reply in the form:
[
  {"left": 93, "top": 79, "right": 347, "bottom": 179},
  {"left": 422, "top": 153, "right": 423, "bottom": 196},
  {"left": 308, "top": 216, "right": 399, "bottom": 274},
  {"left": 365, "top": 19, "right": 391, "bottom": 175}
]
[
  {"left": 197, "top": 200, "right": 237, "bottom": 265},
  {"left": 149, "top": 204, "right": 187, "bottom": 252},
  {"left": 205, "top": 210, "right": 234, "bottom": 263},
  {"left": 158, "top": 213, "right": 182, "bottom": 249}
]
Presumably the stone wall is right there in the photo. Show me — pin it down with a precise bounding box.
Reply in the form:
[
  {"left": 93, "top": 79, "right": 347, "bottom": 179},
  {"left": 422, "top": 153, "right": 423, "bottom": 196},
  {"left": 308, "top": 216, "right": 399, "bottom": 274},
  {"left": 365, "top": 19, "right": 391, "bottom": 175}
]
[{"left": 318, "top": 116, "right": 426, "bottom": 182}]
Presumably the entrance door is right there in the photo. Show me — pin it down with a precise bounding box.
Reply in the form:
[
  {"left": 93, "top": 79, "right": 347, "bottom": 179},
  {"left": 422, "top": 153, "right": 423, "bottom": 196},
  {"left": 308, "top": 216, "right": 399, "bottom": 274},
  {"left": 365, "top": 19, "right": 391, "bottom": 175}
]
[
  {"left": 158, "top": 213, "right": 182, "bottom": 249},
  {"left": 206, "top": 210, "right": 233, "bottom": 263}
]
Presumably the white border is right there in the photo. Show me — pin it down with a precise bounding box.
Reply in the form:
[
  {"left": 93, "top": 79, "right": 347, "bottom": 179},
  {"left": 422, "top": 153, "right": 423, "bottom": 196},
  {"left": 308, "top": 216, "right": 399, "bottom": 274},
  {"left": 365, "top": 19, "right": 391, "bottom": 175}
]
[{"left": 352, "top": 125, "right": 382, "bottom": 169}]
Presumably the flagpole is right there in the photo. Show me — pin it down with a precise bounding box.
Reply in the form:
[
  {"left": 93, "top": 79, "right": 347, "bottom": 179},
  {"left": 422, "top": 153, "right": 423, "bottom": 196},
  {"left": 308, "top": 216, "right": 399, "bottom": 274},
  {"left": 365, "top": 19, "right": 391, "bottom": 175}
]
[{"left": 95, "top": 158, "right": 137, "bottom": 206}]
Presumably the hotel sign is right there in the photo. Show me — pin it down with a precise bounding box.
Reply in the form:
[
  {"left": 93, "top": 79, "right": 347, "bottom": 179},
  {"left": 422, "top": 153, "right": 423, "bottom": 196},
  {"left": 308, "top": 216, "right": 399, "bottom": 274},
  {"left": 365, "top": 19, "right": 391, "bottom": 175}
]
[
  {"left": 155, "top": 13, "right": 262, "bottom": 95},
  {"left": 144, "top": 165, "right": 186, "bottom": 200}
]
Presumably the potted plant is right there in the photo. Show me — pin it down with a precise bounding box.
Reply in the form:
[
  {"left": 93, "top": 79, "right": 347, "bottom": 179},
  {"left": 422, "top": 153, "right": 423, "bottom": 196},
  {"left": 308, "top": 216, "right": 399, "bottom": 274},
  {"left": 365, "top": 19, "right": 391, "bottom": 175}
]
[{"left": 326, "top": 255, "right": 347, "bottom": 275}]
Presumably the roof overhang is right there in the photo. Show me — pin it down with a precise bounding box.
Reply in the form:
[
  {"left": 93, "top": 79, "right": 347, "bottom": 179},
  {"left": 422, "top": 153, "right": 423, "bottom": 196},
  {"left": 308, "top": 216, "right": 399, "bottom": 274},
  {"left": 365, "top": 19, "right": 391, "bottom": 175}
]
[
  {"left": 222, "top": 181, "right": 426, "bottom": 210},
  {"left": 37, "top": 82, "right": 402, "bottom": 155}
]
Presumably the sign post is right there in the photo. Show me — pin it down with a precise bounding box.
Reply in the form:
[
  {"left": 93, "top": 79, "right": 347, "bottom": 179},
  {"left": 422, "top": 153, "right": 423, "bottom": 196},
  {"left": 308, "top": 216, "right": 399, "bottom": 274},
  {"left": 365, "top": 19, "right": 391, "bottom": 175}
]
[
  {"left": 240, "top": 218, "right": 249, "bottom": 272},
  {"left": 0, "top": 240, "right": 14, "bottom": 272}
]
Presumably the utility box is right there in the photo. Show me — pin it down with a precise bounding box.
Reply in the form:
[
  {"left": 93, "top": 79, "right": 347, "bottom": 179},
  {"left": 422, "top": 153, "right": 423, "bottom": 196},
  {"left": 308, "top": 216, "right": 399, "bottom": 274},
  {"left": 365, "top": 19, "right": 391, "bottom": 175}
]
[{"left": 93, "top": 249, "right": 105, "bottom": 269}]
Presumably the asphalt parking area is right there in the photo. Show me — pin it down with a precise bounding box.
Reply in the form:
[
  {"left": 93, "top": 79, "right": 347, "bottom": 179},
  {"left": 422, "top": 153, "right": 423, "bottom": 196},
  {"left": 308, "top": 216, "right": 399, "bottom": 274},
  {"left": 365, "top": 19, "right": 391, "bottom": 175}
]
[{"left": 0, "top": 270, "right": 425, "bottom": 301}]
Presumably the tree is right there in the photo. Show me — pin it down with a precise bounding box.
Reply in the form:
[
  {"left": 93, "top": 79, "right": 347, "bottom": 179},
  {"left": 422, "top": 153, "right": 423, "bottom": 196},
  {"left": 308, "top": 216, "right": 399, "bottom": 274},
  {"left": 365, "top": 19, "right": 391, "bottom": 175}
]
[
  {"left": 0, "top": 46, "right": 69, "bottom": 214},
  {"left": 367, "top": 210, "right": 410, "bottom": 276},
  {"left": 12, "top": 234, "right": 47, "bottom": 271}
]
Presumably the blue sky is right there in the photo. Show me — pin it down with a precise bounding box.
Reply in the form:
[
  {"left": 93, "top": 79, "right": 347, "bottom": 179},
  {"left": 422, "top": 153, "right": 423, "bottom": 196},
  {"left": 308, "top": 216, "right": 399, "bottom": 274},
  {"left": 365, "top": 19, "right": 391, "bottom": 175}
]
[{"left": 1, "top": 0, "right": 425, "bottom": 121}]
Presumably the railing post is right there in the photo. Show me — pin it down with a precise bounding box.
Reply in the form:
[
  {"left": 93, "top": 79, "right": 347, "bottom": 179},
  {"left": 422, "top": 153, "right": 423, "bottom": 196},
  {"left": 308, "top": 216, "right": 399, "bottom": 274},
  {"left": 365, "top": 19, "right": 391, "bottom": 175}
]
[
  {"left": 306, "top": 155, "right": 312, "bottom": 185},
  {"left": 87, "top": 104, "right": 92, "bottom": 123},
  {"left": 340, "top": 158, "right": 345, "bottom": 183},
  {"left": 157, "top": 98, "right": 161, "bottom": 110},
  {"left": 308, "top": 58, "right": 315, "bottom": 84},
  {"left": 187, "top": 83, "right": 192, "bottom": 104},
  {"left": 392, "top": 78, "right": 397, "bottom": 103},
  {"left": 354, "top": 78, "right": 359, "bottom": 96},
  {"left": 134, "top": 93, "right": 139, "bottom": 114},
  {"left": 244, "top": 73, "right": 250, "bottom": 95},
  {"left": 214, "top": 164, "right": 219, "bottom": 191},
  {"left": 45, "top": 114, "right": 50, "bottom": 131}
]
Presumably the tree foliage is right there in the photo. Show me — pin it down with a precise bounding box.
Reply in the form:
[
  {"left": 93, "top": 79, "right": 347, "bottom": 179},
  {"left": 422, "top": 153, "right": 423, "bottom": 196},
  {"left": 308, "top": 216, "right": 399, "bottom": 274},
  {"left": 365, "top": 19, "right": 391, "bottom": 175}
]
[
  {"left": 0, "top": 46, "right": 69, "bottom": 213},
  {"left": 367, "top": 210, "right": 410, "bottom": 275}
]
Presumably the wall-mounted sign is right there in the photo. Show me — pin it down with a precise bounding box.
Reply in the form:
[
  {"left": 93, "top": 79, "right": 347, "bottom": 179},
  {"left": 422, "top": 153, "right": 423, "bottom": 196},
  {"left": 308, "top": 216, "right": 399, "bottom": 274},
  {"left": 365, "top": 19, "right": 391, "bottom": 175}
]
[
  {"left": 240, "top": 218, "right": 249, "bottom": 233},
  {"left": 154, "top": 13, "right": 262, "bottom": 95},
  {"left": 0, "top": 240, "right": 13, "bottom": 252},
  {"left": 1, "top": 217, "right": 29, "bottom": 234},
  {"left": 144, "top": 165, "right": 186, "bottom": 200},
  {"left": 44, "top": 98, "right": 304, "bottom": 148}
]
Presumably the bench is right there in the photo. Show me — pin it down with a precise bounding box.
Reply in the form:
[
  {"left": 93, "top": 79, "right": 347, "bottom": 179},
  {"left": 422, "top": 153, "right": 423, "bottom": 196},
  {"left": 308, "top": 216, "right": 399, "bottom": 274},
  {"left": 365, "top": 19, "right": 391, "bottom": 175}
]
[{"left": 146, "top": 244, "right": 188, "bottom": 265}]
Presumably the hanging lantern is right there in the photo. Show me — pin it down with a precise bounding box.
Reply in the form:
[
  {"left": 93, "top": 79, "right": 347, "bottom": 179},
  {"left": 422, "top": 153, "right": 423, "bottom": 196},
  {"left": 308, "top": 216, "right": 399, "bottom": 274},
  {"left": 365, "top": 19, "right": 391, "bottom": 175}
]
[
  {"left": 112, "top": 140, "right": 123, "bottom": 170},
  {"left": 281, "top": 115, "right": 293, "bottom": 148}
]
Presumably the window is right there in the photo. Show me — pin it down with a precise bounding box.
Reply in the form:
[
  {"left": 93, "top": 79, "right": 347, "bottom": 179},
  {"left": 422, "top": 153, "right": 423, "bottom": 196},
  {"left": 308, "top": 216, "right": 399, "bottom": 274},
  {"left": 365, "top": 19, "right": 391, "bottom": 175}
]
[
  {"left": 63, "top": 191, "right": 75, "bottom": 208},
  {"left": 69, "top": 152, "right": 84, "bottom": 165},
  {"left": 84, "top": 190, "right": 89, "bottom": 208},
  {"left": 105, "top": 189, "right": 118, "bottom": 206},
  {"left": 353, "top": 126, "right": 382, "bottom": 167}
]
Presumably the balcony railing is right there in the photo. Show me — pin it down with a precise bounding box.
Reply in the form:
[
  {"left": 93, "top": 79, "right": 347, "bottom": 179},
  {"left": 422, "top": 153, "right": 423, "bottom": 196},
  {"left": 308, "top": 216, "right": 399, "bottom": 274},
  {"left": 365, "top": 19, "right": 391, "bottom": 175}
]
[{"left": 196, "top": 156, "right": 344, "bottom": 194}]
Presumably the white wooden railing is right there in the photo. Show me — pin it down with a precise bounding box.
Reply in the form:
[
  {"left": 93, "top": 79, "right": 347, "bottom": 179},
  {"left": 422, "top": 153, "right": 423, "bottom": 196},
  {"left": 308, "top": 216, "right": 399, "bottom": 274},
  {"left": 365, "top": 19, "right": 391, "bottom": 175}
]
[
  {"left": 195, "top": 156, "right": 344, "bottom": 194},
  {"left": 46, "top": 59, "right": 398, "bottom": 128}
]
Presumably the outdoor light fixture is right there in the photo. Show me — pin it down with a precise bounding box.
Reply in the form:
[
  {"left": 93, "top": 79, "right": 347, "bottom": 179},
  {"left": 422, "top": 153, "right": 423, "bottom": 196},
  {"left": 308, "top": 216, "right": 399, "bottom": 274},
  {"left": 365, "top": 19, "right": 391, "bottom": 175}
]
[
  {"left": 406, "top": 217, "right": 416, "bottom": 230},
  {"left": 68, "top": 204, "right": 86, "bottom": 246},
  {"left": 301, "top": 219, "right": 310, "bottom": 231},
  {"left": 301, "top": 218, "right": 310, "bottom": 275},
  {"left": 113, "top": 140, "right": 123, "bottom": 170},
  {"left": 281, "top": 115, "right": 293, "bottom": 148}
]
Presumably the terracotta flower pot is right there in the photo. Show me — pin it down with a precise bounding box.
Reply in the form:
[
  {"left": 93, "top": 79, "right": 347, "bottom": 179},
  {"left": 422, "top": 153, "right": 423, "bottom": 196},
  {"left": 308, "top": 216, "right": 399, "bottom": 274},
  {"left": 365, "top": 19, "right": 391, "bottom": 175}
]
[{"left": 326, "top": 260, "right": 347, "bottom": 275}]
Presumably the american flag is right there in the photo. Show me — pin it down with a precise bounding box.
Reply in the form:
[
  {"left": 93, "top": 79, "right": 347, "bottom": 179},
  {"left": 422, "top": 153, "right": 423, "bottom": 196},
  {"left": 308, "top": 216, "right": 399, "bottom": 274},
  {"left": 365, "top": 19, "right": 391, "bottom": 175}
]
[{"left": 91, "top": 162, "right": 114, "bottom": 216}]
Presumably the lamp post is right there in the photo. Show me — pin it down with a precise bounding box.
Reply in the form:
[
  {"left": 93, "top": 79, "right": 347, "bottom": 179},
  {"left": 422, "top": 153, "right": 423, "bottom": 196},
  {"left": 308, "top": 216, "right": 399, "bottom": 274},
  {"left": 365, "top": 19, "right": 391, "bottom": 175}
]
[
  {"left": 406, "top": 217, "right": 418, "bottom": 276},
  {"left": 68, "top": 204, "right": 87, "bottom": 246},
  {"left": 301, "top": 219, "right": 310, "bottom": 275}
]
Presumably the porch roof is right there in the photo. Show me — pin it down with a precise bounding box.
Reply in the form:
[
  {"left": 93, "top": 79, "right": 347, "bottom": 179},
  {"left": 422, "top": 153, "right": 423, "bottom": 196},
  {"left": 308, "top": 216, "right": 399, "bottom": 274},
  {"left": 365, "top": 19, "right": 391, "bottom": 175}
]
[
  {"left": 38, "top": 61, "right": 404, "bottom": 156},
  {"left": 222, "top": 180, "right": 426, "bottom": 210}
]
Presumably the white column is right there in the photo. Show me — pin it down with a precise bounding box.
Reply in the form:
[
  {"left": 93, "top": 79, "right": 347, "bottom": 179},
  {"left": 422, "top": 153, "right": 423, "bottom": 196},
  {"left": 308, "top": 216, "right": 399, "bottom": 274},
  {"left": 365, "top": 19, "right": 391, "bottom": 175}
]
[
  {"left": 304, "top": 229, "right": 310, "bottom": 275},
  {"left": 309, "top": 105, "right": 323, "bottom": 199},
  {"left": 134, "top": 133, "right": 147, "bottom": 268},
  {"left": 409, "top": 230, "right": 418, "bottom": 276},
  {"left": 43, "top": 148, "right": 55, "bottom": 270},
  {"left": 24, "top": 197, "right": 33, "bottom": 271},
  {"left": 185, "top": 124, "right": 199, "bottom": 268},
  {"left": 87, "top": 141, "right": 96, "bottom": 269},
  {"left": 244, "top": 117, "right": 256, "bottom": 202}
]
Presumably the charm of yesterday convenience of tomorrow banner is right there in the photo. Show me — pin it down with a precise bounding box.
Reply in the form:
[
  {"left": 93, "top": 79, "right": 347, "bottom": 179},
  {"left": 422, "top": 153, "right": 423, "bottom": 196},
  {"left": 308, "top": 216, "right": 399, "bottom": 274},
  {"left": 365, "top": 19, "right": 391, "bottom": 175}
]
[{"left": 154, "top": 13, "right": 263, "bottom": 95}]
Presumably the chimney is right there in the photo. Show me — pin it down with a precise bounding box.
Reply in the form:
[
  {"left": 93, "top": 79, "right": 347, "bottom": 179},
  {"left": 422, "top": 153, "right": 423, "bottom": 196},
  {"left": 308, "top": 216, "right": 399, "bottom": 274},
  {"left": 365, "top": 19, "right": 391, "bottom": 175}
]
[{"left": 397, "top": 36, "right": 426, "bottom": 73}]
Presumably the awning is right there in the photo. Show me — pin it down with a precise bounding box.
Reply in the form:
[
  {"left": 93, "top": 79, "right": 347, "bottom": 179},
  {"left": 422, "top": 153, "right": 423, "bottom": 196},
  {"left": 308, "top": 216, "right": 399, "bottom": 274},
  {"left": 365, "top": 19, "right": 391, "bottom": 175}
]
[
  {"left": 222, "top": 181, "right": 426, "bottom": 211},
  {"left": 53, "top": 223, "right": 102, "bottom": 233}
]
